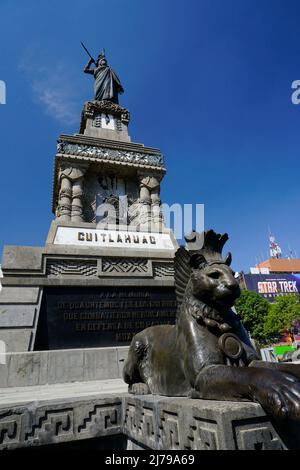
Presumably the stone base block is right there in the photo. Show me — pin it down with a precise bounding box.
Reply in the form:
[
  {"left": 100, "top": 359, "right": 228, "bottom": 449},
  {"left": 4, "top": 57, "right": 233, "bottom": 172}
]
[
  {"left": 122, "top": 395, "right": 290, "bottom": 450},
  {"left": 1, "top": 391, "right": 300, "bottom": 450},
  {"left": 0, "top": 395, "right": 123, "bottom": 450}
]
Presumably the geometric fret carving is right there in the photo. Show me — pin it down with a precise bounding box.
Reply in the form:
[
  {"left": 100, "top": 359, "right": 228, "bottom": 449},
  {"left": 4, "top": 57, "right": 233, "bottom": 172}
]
[
  {"left": 0, "top": 413, "right": 22, "bottom": 445},
  {"left": 100, "top": 258, "right": 151, "bottom": 276},
  {"left": 140, "top": 407, "right": 155, "bottom": 447},
  {"left": 159, "top": 411, "right": 180, "bottom": 450},
  {"left": 0, "top": 397, "right": 290, "bottom": 450},
  {"left": 46, "top": 259, "right": 97, "bottom": 277},
  {"left": 233, "top": 421, "right": 284, "bottom": 450},
  {"left": 78, "top": 404, "right": 121, "bottom": 435},
  {"left": 123, "top": 403, "right": 155, "bottom": 447},
  {"left": 46, "top": 258, "right": 175, "bottom": 278},
  {"left": 153, "top": 262, "right": 174, "bottom": 278},
  {"left": 123, "top": 403, "right": 140, "bottom": 440},
  {"left": 25, "top": 409, "right": 73, "bottom": 442},
  {"left": 185, "top": 418, "right": 218, "bottom": 450}
]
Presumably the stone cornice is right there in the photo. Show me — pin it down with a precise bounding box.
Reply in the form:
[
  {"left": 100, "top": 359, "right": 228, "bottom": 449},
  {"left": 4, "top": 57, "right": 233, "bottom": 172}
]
[
  {"left": 59, "top": 134, "right": 162, "bottom": 155},
  {"left": 56, "top": 142, "right": 164, "bottom": 169}
]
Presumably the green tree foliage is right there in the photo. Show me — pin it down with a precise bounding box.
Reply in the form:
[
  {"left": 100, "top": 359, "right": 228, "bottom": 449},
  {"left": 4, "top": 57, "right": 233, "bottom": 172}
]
[
  {"left": 263, "top": 294, "right": 300, "bottom": 342},
  {"left": 234, "top": 290, "right": 270, "bottom": 341}
]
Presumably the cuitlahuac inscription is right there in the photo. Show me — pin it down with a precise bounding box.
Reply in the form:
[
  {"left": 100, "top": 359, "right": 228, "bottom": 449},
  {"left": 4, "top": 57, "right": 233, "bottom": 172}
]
[
  {"left": 124, "top": 230, "right": 300, "bottom": 425},
  {"left": 76, "top": 232, "right": 157, "bottom": 244}
]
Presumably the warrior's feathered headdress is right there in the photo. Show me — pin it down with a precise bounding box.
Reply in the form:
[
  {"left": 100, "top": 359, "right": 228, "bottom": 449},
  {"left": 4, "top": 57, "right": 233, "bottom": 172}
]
[{"left": 97, "top": 49, "right": 106, "bottom": 62}]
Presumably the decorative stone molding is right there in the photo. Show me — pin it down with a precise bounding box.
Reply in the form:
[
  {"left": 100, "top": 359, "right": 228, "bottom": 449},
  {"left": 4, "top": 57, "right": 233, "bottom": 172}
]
[
  {"left": 84, "top": 101, "right": 130, "bottom": 123},
  {"left": 45, "top": 258, "right": 174, "bottom": 280},
  {"left": 0, "top": 398, "right": 122, "bottom": 450},
  {"left": 152, "top": 262, "right": 174, "bottom": 279},
  {"left": 123, "top": 396, "right": 286, "bottom": 450},
  {"left": 57, "top": 141, "right": 164, "bottom": 169},
  {"left": 99, "top": 258, "right": 152, "bottom": 277},
  {"left": 46, "top": 259, "right": 98, "bottom": 277},
  {"left": 0, "top": 394, "right": 294, "bottom": 450}
]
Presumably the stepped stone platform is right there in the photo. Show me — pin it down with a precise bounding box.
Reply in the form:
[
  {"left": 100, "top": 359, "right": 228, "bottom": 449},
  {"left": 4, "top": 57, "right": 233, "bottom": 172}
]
[{"left": 0, "top": 347, "right": 294, "bottom": 450}]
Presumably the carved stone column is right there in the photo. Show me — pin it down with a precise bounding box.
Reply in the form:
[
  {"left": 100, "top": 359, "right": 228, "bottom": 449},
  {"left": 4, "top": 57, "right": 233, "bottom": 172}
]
[
  {"left": 71, "top": 176, "right": 84, "bottom": 222},
  {"left": 151, "top": 186, "right": 163, "bottom": 226},
  {"left": 138, "top": 174, "right": 152, "bottom": 230},
  {"left": 137, "top": 173, "right": 162, "bottom": 230},
  {"left": 56, "top": 174, "right": 72, "bottom": 221},
  {"left": 56, "top": 164, "right": 88, "bottom": 223}
]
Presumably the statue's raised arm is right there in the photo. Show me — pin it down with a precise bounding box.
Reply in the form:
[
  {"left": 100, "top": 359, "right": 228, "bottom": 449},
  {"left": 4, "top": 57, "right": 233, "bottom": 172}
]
[
  {"left": 84, "top": 57, "right": 95, "bottom": 75},
  {"left": 83, "top": 49, "right": 124, "bottom": 104}
]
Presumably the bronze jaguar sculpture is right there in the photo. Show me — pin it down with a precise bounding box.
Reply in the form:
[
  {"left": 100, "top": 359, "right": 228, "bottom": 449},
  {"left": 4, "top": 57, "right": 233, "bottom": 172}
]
[{"left": 123, "top": 230, "right": 300, "bottom": 423}]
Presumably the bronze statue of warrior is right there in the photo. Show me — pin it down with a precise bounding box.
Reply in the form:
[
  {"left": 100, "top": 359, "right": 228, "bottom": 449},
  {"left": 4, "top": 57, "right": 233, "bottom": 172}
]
[
  {"left": 123, "top": 230, "right": 300, "bottom": 423},
  {"left": 84, "top": 49, "right": 124, "bottom": 104}
]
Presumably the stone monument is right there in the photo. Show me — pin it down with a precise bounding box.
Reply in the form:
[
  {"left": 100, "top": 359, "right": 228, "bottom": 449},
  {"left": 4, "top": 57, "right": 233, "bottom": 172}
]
[
  {"left": 0, "top": 50, "right": 178, "bottom": 352},
  {"left": 0, "top": 50, "right": 298, "bottom": 451}
]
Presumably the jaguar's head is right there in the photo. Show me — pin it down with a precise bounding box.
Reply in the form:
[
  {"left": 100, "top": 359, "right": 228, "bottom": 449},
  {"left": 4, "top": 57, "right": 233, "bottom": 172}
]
[
  {"left": 189, "top": 251, "right": 240, "bottom": 309},
  {"left": 175, "top": 230, "right": 240, "bottom": 313}
]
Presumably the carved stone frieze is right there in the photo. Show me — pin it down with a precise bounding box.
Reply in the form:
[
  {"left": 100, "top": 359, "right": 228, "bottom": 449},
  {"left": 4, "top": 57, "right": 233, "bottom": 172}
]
[
  {"left": 46, "top": 259, "right": 98, "bottom": 277},
  {"left": 99, "top": 258, "right": 151, "bottom": 277},
  {"left": 0, "top": 399, "right": 122, "bottom": 450},
  {"left": 84, "top": 100, "right": 130, "bottom": 124},
  {"left": 0, "top": 395, "right": 290, "bottom": 450},
  {"left": 57, "top": 141, "right": 164, "bottom": 168}
]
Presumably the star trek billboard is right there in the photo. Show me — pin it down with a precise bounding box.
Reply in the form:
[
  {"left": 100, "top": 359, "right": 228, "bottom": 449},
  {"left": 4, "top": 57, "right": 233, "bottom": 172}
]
[{"left": 242, "top": 273, "right": 300, "bottom": 301}]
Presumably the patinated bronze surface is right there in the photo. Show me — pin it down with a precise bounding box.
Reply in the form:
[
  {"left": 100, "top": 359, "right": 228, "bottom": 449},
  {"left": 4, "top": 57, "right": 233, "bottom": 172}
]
[
  {"left": 123, "top": 230, "right": 300, "bottom": 423},
  {"left": 84, "top": 50, "right": 124, "bottom": 104}
]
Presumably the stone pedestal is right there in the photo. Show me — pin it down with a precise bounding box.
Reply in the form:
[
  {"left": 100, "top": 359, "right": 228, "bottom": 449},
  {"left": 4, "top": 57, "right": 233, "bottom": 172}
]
[
  {"left": 79, "top": 100, "right": 131, "bottom": 142},
  {"left": 0, "top": 222, "right": 178, "bottom": 352},
  {"left": 0, "top": 98, "right": 178, "bottom": 353},
  {"left": 123, "top": 395, "right": 294, "bottom": 450},
  {"left": 0, "top": 382, "right": 296, "bottom": 450}
]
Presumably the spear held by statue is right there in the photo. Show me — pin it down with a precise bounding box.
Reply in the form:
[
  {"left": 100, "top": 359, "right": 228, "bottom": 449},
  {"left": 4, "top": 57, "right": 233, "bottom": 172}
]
[{"left": 80, "top": 41, "right": 96, "bottom": 64}]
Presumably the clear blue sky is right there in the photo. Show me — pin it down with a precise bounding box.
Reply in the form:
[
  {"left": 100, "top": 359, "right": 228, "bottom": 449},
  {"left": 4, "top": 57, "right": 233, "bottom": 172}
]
[{"left": 0, "top": 0, "right": 300, "bottom": 272}]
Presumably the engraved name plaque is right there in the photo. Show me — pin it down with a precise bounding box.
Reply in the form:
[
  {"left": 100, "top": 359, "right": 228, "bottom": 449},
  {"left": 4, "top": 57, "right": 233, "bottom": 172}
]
[{"left": 35, "top": 286, "right": 177, "bottom": 349}]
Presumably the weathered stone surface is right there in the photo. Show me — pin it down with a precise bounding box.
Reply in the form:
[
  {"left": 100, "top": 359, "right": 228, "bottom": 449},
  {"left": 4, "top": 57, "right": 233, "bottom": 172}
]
[
  {"left": 47, "top": 350, "right": 85, "bottom": 384},
  {"left": 117, "top": 347, "right": 129, "bottom": 377},
  {"left": 0, "top": 287, "right": 42, "bottom": 352},
  {"left": 7, "top": 352, "right": 45, "bottom": 388},
  {"left": 0, "top": 305, "right": 36, "bottom": 327},
  {"left": 83, "top": 348, "right": 119, "bottom": 381},
  {"left": 0, "top": 287, "right": 40, "bottom": 304},
  {"left": 0, "top": 330, "right": 33, "bottom": 354},
  {"left": 1, "top": 246, "right": 43, "bottom": 271},
  {"left": 0, "top": 347, "right": 129, "bottom": 388}
]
